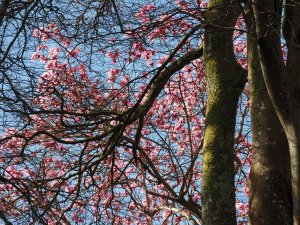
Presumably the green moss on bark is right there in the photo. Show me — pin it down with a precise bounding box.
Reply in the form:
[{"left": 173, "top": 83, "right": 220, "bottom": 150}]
[{"left": 201, "top": 1, "right": 246, "bottom": 225}]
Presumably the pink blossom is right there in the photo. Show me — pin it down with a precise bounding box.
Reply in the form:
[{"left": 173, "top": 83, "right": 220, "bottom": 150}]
[
  {"left": 45, "top": 60, "right": 58, "bottom": 70},
  {"left": 107, "top": 68, "right": 120, "bottom": 83},
  {"left": 48, "top": 47, "right": 60, "bottom": 59},
  {"left": 62, "top": 38, "right": 71, "bottom": 47},
  {"left": 106, "top": 49, "right": 119, "bottom": 64},
  {"left": 109, "top": 37, "right": 116, "bottom": 43},
  {"left": 79, "top": 64, "right": 89, "bottom": 81},
  {"left": 31, "top": 52, "right": 40, "bottom": 60},
  {"left": 67, "top": 47, "right": 80, "bottom": 58},
  {"left": 48, "top": 22, "right": 57, "bottom": 30},
  {"left": 36, "top": 44, "right": 48, "bottom": 51}
]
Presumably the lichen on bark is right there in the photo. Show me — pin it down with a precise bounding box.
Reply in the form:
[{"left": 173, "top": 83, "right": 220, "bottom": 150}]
[{"left": 202, "top": 1, "right": 246, "bottom": 224}]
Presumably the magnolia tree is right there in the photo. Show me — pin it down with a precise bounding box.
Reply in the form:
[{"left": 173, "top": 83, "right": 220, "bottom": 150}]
[{"left": 3, "top": 0, "right": 291, "bottom": 224}]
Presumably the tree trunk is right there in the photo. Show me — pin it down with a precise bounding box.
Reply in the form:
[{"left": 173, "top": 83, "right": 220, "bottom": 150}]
[
  {"left": 253, "top": 1, "right": 300, "bottom": 224},
  {"left": 202, "top": 1, "right": 246, "bottom": 224},
  {"left": 285, "top": 27, "right": 300, "bottom": 224},
  {"left": 248, "top": 35, "right": 293, "bottom": 225},
  {"left": 288, "top": 136, "right": 300, "bottom": 225},
  {"left": 0, "top": 0, "right": 11, "bottom": 25}
]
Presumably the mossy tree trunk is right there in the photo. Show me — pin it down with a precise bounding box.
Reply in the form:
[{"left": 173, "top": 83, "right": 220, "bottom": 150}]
[
  {"left": 202, "top": 1, "right": 246, "bottom": 224},
  {"left": 248, "top": 35, "right": 293, "bottom": 225}
]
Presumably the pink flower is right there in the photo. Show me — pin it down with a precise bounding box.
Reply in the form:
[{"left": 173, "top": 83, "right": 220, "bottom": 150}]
[
  {"left": 148, "top": 61, "right": 154, "bottom": 67},
  {"left": 45, "top": 60, "right": 58, "bottom": 70},
  {"left": 36, "top": 44, "right": 48, "bottom": 51},
  {"left": 67, "top": 47, "right": 80, "bottom": 58},
  {"left": 135, "top": 4, "right": 155, "bottom": 19},
  {"left": 48, "top": 22, "right": 57, "bottom": 30},
  {"left": 48, "top": 47, "right": 60, "bottom": 59},
  {"left": 62, "top": 38, "right": 71, "bottom": 47},
  {"left": 107, "top": 68, "right": 120, "bottom": 83},
  {"left": 193, "top": 192, "right": 201, "bottom": 202},
  {"left": 106, "top": 49, "right": 120, "bottom": 64},
  {"left": 109, "top": 37, "right": 116, "bottom": 43},
  {"left": 177, "top": 0, "right": 189, "bottom": 10},
  {"left": 120, "top": 74, "right": 130, "bottom": 86},
  {"left": 79, "top": 64, "right": 89, "bottom": 81},
  {"left": 31, "top": 52, "right": 40, "bottom": 60}
]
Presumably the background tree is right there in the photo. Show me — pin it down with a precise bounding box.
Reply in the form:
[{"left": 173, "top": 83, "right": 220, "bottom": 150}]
[
  {"left": 252, "top": 0, "right": 300, "bottom": 224},
  {"left": 248, "top": 34, "right": 292, "bottom": 225}
]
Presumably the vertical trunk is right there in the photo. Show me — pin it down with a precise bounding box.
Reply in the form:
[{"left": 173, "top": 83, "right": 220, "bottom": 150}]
[
  {"left": 285, "top": 22, "right": 300, "bottom": 224},
  {"left": 257, "top": 42, "right": 300, "bottom": 225},
  {"left": 248, "top": 35, "right": 292, "bottom": 225},
  {"left": 253, "top": 1, "right": 300, "bottom": 224},
  {"left": 288, "top": 137, "right": 300, "bottom": 225},
  {"left": 0, "top": 0, "right": 11, "bottom": 25},
  {"left": 202, "top": 1, "right": 246, "bottom": 224}
]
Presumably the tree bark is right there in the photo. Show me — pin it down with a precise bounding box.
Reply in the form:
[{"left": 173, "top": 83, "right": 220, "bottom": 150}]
[
  {"left": 253, "top": 1, "right": 300, "bottom": 224},
  {"left": 288, "top": 137, "right": 300, "bottom": 225},
  {"left": 202, "top": 1, "right": 246, "bottom": 224},
  {"left": 0, "top": 0, "right": 11, "bottom": 25},
  {"left": 248, "top": 35, "right": 292, "bottom": 225}
]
